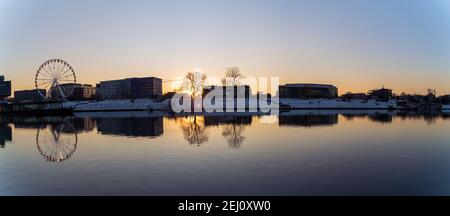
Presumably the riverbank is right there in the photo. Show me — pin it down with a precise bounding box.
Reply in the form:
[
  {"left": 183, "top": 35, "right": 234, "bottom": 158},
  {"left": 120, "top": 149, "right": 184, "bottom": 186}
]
[
  {"left": 66, "top": 99, "right": 170, "bottom": 112},
  {"left": 279, "top": 99, "right": 397, "bottom": 109},
  {"left": 68, "top": 98, "right": 399, "bottom": 112},
  {"left": 2, "top": 99, "right": 448, "bottom": 114}
]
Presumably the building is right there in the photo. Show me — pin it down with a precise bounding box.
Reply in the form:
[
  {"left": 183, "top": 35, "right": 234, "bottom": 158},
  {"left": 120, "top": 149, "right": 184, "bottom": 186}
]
[
  {"left": 63, "top": 84, "right": 95, "bottom": 101},
  {"left": 202, "top": 85, "right": 251, "bottom": 99},
  {"left": 72, "top": 84, "right": 95, "bottom": 101},
  {"left": 438, "top": 95, "right": 450, "bottom": 104},
  {"left": 50, "top": 83, "right": 95, "bottom": 101},
  {"left": 0, "top": 76, "right": 11, "bottom": 100},
  {"left": 13, "top": 89, "right": 46, "bottom": 103},
  {"left": 341, "top": 92, "right": 367, "bottom": 100},
  {"left": 97, "top": 77, "right": 162, "bottom": 100},
  {"left": 279, "top": 83, "right": 338, "bottom": 99},
  {"left": 368, "top": 88, "right": 393, "bottom": 102}
]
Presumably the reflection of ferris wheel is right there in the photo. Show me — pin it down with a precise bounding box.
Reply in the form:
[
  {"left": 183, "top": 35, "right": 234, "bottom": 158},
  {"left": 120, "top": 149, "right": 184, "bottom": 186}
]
[
  {"left": 36, "top": 122, "right": 78, "bottom": 163},
  {"left": 35, "top": 59, "right": 76, "bottom": 100}
]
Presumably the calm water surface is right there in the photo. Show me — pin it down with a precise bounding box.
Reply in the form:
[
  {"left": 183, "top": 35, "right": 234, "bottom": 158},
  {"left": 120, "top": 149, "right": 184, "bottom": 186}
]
[{"left": 1, "top": 110, "right": 450, "bottom": 195}]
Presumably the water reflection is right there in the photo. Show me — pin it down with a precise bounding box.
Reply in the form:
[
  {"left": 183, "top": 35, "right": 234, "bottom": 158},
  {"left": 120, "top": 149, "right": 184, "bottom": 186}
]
[
  {"left": 1, "top": 110, "right": 450, "bottom": 195},
  {"left": 97, "top": 117, "right": 163, "bottom": 138},
  {"left": 0, "top": 123, "right": 12, "bottom": 149},
  {"left": 279, "top": 113, "right": 338, "bottom": 127},
  {"left": 37, "top": 121, "right": 78, "bottom": 162},
  {"left": 177, "top": 116, "right": 209, "bottom": 146},
  {"left": 175, "top": 115, "right": 253, "bottom": 148},
  {"left": 0, "top": 110, "right": 449, "bottom": 160},
  {"left": 396, "top": 111, "right": 450, "bottom": 125},
  {"left": 340, "top": 111, "right": 395, "bottom": 123},
  {"left": 204, "top": 116, "right": 252, "bottom": 148},
  {"left": 340, "top": 110, "right": 450, "bottom": 125}
]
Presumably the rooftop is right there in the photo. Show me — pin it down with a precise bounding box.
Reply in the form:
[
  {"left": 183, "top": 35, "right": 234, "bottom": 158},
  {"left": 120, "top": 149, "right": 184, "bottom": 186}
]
[
  {"left": 280, "top": 83, "right": 337, "bottom": 89},
  {"left": 99, "top": 77, "right": 162, "bottom": 83}
]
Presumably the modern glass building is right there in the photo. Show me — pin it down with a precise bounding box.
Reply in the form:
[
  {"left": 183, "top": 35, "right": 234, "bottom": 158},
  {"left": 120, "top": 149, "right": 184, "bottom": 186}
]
[{"left": 97, "top": 77, "right": 162, "bottom": 100}]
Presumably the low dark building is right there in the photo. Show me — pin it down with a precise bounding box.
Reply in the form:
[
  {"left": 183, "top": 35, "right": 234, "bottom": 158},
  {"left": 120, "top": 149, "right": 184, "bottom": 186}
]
[
  {"left": 438, "top": 95, "right": 450, "bottom": 104},
  {"left": 0, "top": 76, "right": 11, "bottom": 100},
  {"left": 202, "top": 85, "right": 251, "bottom": 99},
  {"left": 50, "top": 83, "right": 95, "bottom": 101},
  {"left": 13, "top": 89, "right": 46, "bottom": 103},
  {"left": 162, "top": 91, "right": 176, "bottom": 100},
  {"left": 368, "top": 88, "right": 393, "bottom": 102},
  {"left": 341, "top": 92, "right": 367, "bottom": 100},
  {"left": 279, "top": 83, "right": 338, "bottom": 99},
  {"left": 69, "top": 84, "right": 95, "bottom": 101},
  {"left": 97, "top": 77, "right": 162, "bottom": 100}
]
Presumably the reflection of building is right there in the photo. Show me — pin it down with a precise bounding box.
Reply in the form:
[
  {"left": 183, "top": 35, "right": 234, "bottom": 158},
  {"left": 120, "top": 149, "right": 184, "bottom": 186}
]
[
  {"left": 61, "top": 118, "right": 95, "bottom": 133},
  {"left": 202, "top": 85, "right": 251, "bottom": 99},
  {"left": 0, "top": 76, "right": 11, "bottom": 100},
  {"left": 0, "top": 124, "right": 12, "bottom": 148},
  {"left": 368, "top": 113, "right": 393, "bottom": 123},
  {"left": 97, "top": 117, "right": 163, "bottom": 137},
  {"left": 97, "top": 77, "right": 162, "bottom": 100},
  {"left": 14, "top": 89, "right": 46, "bottom": 103},
  {"left": 368, "top": 88, "right": 393, "bottom": 102},
  {"left": 279, "top": 114, "right": 338, "bottom": 127},
  {"left": 203, "top": 115, "right": 252, "bottom": 126},
  {"left": 279, "top": 84, "right": 338, "bottom": 99}
]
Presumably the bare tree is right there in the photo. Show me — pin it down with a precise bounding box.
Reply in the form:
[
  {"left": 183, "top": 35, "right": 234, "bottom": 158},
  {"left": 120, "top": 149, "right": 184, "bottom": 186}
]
[
  {"left": 183, "top": 71, "right": 207, "bottom": 97},
  {"left": 222, "top": 67, "right": 243, "bottom": 86}
]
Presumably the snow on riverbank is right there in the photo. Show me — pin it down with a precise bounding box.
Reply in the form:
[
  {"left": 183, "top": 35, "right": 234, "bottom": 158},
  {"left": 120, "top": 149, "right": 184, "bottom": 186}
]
[
  {"left": 65, "top": 99, "right": 171, "bottom": 112},
  {"left": 279, "top": 99, "right": 397, "bottom": 109},
  {"left": 66, "top": 98, "right": 446, "bottom": 112}
]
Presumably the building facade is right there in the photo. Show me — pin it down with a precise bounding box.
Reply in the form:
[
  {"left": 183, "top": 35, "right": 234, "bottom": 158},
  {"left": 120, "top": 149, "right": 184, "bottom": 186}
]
[
  {"left": 14, "top": 89, "right": 46, "bottom": 103},
  {"left": 368, "top": 88, "right": 393, "bottom": 102},
  {"left": 50, "top": 83, "right": 95, "bottom": 101},
  {"left": 202, "top": 85, "right": 251, "bottom": 99},
  {"left": 279, "top": 84, "right": 338, "bottom": 99},
  {"left": 97, "top": 77, "right": 162, "bottom": 100},
  {"left": 341, "top": 92, "right": 367, "bottom": 100},
  {"left": 0, "top": 76, "right": 11, "bottom": 100}
]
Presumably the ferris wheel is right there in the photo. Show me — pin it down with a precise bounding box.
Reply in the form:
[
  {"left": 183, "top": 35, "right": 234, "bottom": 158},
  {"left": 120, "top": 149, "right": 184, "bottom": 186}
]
[{"left": 35, "top": 59, "right": 77, "bottom": 100}]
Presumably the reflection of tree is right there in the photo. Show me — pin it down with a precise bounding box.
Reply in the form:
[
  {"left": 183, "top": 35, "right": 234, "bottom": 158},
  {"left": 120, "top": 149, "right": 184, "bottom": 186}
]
[
  {"left": 222, "top": 122, "right": 246, "bottom": 149},
  {"left": 178, "top": 116, "right": 209, "bottom": 146},
  {"left": 36, "top": 121, "right": 77, "bottom": 163}
]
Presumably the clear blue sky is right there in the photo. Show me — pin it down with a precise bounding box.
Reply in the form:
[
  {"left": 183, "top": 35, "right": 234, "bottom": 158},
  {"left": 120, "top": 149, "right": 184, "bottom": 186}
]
[{"left": 1, "top": 0, "right": 449, "bottom": 95}]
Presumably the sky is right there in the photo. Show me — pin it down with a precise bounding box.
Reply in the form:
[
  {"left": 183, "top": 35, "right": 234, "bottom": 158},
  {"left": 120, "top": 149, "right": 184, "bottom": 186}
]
[{"left": 0, "top": 0, "right": 449, "bottom": 95}]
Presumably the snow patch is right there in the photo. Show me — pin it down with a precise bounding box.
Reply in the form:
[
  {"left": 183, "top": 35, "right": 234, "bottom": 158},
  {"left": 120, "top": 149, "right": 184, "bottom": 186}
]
[{"left": 280, "top": 99, "right": 397, "bottom": 109}]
